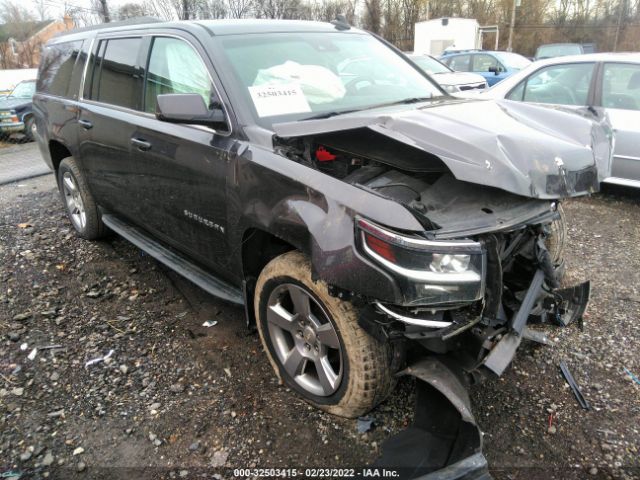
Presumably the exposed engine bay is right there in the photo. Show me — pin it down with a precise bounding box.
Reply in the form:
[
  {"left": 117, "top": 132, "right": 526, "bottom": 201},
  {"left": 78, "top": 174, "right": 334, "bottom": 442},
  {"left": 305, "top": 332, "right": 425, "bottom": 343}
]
[{"left": 274, "top": 130, "right": 590, "bottom": 374}]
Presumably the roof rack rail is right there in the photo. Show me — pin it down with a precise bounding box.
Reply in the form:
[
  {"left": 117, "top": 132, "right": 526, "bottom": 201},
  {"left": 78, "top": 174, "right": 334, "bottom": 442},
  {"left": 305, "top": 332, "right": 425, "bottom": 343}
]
[{"left": 54, "top": 16, "right": 162, "bottom": 37}]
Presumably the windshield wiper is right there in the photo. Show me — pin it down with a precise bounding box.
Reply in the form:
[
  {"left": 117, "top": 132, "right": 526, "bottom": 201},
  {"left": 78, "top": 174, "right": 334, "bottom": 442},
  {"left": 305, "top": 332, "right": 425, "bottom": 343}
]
[{"left": 300, "top": 96, "right": 434, "bottom": 122}]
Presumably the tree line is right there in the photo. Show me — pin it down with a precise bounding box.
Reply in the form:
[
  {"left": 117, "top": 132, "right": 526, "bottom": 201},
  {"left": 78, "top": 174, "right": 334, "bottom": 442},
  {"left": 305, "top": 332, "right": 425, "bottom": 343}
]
[{"left": 1, "top": 0, "right": 639, "bottom": 58}]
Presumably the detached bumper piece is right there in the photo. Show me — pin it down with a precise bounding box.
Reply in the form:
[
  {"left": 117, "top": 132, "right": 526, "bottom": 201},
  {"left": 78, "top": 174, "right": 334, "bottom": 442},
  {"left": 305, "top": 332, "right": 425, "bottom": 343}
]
[
  {"left": 375, "top": 358, "right": 490, "bottom": 480},
  {"left": 483, "top": 270, "right": 590, "bottom": 376}
]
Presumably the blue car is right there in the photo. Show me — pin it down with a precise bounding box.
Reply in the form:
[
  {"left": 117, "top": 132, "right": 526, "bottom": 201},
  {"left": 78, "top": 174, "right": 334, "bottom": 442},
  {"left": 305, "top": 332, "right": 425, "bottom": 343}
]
[{"left": 439, "top": 50, "right": 531, "bottom": 86}]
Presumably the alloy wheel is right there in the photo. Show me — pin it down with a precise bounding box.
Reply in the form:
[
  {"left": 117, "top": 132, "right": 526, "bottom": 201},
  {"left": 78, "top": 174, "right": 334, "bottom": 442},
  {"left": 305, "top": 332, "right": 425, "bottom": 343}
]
[
  {"left": 266, "top": 283, "right": 343, "bottom": 397},
  {"left": 62, "top": 172, "right": 86, "bottom": 231}
]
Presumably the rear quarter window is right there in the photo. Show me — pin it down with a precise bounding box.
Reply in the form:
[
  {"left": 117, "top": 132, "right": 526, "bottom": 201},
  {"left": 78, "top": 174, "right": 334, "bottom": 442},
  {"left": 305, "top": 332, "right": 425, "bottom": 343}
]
[{"left": 37, "top": 40, "right": 84, "bottom": 97}]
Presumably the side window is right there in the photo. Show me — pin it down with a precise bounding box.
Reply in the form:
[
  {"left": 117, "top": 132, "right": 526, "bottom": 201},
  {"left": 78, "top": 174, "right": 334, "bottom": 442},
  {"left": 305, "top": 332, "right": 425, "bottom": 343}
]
[
  {"left": 473, "top": 54, "right": 498, "bottom": 72},
  {"left": 517, "top": 63, "right": 594, "bottom": 106},
  {"left": 37, "top": 40, "right": 84, "bottom": 97},
  {"left": 446, "top": 55, "right": 470, "bottom": 72},
  {"left": 506, "top": 81, "right": 525, "bottom": 101},
  {"left": 144, "top": 37, "right": 213, "bottom": 113},
  {"left": 89, "top": 37, "right": 143, "bottom": 110},
  {"left": 602, "top": 63, "right": 640, "bottom": 111}
]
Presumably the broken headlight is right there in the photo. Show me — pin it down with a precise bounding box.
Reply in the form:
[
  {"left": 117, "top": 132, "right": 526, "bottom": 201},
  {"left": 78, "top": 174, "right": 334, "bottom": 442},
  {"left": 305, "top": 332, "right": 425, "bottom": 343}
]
[{"left": 357, "top": 218, "right": 485, "bottom": 306}]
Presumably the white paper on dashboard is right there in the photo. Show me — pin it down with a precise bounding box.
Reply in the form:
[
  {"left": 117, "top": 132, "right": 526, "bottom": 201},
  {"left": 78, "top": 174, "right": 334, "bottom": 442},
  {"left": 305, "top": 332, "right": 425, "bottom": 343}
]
[{"left": 248, "top": 83, "right": 311, "bottom": 117}]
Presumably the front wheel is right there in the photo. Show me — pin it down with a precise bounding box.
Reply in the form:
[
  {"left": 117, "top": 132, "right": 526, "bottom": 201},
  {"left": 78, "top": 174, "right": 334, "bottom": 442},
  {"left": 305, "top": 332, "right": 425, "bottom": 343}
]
[{"left": 255, "top": 251, "right": 395, "bottom": 418}]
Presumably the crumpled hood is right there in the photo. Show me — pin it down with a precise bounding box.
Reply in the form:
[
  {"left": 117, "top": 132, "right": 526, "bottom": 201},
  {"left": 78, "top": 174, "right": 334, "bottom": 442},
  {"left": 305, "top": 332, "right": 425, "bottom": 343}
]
[
  {"left": 0, "top": 98, "right": 31, "bottom": 111},
  {"left": 432, "top": 71, "right": 486, "bottom": 87},
  {"left": 273, "top": 98, "right": 613, "bottom": 199}
]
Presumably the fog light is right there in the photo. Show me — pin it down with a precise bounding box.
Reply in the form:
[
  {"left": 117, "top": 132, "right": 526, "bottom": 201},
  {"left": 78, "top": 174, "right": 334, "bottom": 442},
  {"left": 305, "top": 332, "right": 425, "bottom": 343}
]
[{"left": 430, "top": 253, "right": 470, "bottom": 273}]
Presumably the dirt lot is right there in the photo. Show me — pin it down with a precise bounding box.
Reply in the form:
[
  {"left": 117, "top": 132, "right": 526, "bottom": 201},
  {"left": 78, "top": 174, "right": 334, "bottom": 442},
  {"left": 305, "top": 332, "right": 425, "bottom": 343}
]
[{"left": 1, "top": 174, "right": 639, "bottom": 480}]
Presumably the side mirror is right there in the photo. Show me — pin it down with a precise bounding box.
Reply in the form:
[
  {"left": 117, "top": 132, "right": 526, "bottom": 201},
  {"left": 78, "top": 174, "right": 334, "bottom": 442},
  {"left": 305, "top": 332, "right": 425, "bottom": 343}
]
[
  {"left": 488, "top": 66, "right": 500, "bottom": 75},
  {"left": 156, "top": 93, "right": 227, "bottom": 129}
]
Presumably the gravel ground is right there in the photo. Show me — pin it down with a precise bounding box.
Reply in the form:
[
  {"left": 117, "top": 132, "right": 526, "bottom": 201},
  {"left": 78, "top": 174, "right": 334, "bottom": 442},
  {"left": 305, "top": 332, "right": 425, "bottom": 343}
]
[{"left": 0, "top": 175, "right": 638, "bottom": 480}]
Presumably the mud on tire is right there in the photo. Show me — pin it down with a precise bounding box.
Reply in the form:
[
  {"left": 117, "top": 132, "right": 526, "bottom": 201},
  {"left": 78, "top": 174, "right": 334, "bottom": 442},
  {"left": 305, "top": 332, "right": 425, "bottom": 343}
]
[{"left": 255, "top": 251, "right": 395, "bottom": 418}]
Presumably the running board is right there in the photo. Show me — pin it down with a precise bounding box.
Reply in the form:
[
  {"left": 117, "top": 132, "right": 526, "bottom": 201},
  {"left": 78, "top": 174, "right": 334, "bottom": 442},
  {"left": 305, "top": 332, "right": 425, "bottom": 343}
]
[{"left": 102, "top": 214, "right": 244, "bottom": 306}]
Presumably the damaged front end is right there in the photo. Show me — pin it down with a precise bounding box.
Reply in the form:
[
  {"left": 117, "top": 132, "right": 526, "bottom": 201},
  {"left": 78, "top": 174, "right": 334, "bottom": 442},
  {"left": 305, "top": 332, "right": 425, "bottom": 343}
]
[{"left": 269, "top": 98, "right": 606, "bottom": 478}]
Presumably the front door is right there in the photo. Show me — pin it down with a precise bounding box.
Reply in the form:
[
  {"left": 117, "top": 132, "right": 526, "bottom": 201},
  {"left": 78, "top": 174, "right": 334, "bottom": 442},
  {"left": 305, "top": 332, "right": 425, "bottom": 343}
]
[
  {"left": 131, "top": 34, "right": 233, "bottom": 274},
  {"left": 599, "top": 62, "right": 640, "bottom": 184}
]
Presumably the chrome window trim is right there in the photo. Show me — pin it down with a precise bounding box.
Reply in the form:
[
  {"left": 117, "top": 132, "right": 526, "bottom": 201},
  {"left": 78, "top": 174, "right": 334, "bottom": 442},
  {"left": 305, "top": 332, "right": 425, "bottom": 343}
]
[
  {"left": 78, "top": 31, "right": 232, "bottom": 137},
  {"left": 78, "top": 36, "right": 95, "bottom": 102}
]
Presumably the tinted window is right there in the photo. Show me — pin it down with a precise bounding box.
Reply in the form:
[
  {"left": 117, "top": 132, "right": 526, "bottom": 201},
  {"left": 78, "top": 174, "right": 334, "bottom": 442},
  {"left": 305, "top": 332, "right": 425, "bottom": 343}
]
[
  {"left": 473, "top": 54, "right": 499, "bottom": 72},
  {"left": 37, "top": 40, "right": 83, "bottom": 97},
  {"left": 602, "top": 63, "right": 640, "bottom": 111},
  {"left": 90, "top": 37, "right": 143, "bottom": 109},
  {"left": 445, "top": 55, "right": 470, "bottom": 72},
  {"left": 508, "top": 63, "right": 594, "bottom": 106},
  {"left": 144, "top": 37, "right": 212, "bottom": 113}
]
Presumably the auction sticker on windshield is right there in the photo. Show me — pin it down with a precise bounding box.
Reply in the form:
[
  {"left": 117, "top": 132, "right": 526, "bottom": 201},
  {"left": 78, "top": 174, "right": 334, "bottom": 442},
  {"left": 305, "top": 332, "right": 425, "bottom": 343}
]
[{"left": 248, "top": 83, "right": 311, "bottom": 117}]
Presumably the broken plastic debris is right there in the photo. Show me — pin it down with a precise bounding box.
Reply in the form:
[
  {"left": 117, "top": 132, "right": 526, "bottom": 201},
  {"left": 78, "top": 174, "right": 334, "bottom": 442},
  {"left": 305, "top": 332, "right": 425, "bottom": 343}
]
[
  {"left": 85, "top": 349, "right": 115, "bottom": 368},
  {"left": 202, "top": 320, "right": 218, "bottom": 327},
  {"left": 623, "top": 367, "right": 640, "bottom": 386},
  {"left": 357, "top": 416, "right": 375, "bottom": 433},
  {"left": 27, "top": 348, "right": 37, "bottom": 361},
  {"left": 559, "top": 360, "right": 590, "bottom": 410}
]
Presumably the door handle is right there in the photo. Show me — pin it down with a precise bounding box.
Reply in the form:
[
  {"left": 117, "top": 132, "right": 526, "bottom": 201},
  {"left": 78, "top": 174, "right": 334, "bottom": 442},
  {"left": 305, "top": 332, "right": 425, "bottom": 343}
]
[
  {"left": 78, "top": 119, "right": 93, "bottom": 130},
  {"left": 131, "top": 137, "right": 152, "bottom": 151}
]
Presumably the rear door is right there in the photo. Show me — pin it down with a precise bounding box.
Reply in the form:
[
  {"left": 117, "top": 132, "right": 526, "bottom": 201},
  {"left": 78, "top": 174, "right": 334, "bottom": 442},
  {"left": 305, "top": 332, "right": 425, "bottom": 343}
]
[
  {"left": 130, "top": 33, "right": 234, "bottom": 275},
  {"left": 596, "top": 62, "right": 640, "bottom": 184},
  {"left": 78, "top": 35, "right": 145, "bottom": 217}
]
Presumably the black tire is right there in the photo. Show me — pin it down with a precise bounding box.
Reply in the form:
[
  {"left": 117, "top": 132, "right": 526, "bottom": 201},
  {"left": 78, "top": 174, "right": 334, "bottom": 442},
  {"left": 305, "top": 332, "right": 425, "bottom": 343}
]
[
  {"left": 57, "top": 157, "right": 107, "bottom": 240},
  {"left": 24, "top": 116, "right": 35, "bottom": 142},
  {"left": 255, "top": 251, "right": 395, "bottom": 418}
]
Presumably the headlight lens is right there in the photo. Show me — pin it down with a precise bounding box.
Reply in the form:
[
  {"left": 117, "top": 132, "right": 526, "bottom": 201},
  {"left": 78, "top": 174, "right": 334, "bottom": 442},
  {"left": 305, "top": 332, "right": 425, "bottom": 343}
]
[
  {"left": 430, "top": 253, "right": 471, "bottom": 273},
  {"left": 444, "top": 84, "right": 461, "bottom": 94},
  {"left": 357, "top": 218, "right": 485, "bottom": 306}
]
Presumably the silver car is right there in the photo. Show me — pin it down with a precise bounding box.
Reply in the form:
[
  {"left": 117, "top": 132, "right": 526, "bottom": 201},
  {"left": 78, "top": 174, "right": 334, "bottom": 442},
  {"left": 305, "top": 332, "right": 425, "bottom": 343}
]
[
  {"left": 407, "top": 54, "right": 487, "bottom": 94},
  {"left": 480, "top": 53, "right": 640, "bottom": 188}
]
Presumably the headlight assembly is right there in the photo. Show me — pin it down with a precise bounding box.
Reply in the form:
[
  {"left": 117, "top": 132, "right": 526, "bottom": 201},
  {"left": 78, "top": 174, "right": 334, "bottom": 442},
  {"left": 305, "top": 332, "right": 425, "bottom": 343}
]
[{"left": 357, "top": 217, "right": 485, "bottom": 305}]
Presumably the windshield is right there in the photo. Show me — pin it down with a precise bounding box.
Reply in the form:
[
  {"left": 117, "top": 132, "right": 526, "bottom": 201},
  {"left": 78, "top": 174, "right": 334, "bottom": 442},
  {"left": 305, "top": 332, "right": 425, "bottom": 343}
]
[
  {"left": 536, "top": 44, "right": 583, "bottom": 59},
  {"left": 494, "top": 52, "right": 531, "bottom": 70},
  {"left": 409, "top": 55, "right": 451, "bottom": 75},
  {"left": 10, "top": 81, "right": 36, "bottom": 98},
  {"left": 218, "top": 32, "right": 444, "bottom": 125}
]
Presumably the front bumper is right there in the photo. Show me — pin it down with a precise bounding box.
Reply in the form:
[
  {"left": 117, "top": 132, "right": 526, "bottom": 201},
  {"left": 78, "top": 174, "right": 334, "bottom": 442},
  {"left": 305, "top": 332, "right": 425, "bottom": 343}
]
[{"left": 0, "top": 121, "right": 25, "bottom": 133}]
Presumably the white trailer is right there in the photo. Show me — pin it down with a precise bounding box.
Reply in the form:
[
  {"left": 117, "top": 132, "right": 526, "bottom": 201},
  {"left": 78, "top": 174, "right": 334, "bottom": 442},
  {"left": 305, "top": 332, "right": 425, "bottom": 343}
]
[{"left": 414, "top": 18, "right": 481, "bottom": 56}]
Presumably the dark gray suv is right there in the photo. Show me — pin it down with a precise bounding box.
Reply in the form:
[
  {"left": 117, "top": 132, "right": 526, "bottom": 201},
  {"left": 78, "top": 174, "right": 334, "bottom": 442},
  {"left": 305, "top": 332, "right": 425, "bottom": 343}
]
[{"left": 34, "top": 18, "right": 612, "bottom": 477}]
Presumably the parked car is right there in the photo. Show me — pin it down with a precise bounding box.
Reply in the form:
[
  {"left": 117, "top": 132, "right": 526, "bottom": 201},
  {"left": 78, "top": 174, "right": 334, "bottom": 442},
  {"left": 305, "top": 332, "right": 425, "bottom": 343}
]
[
  {"left": 480, "top": 53, "right": 640, "bottom": 188},
  {"left": 0, "top": 79, "right": 36, "bottom": 140},
  {"left": 439, "top": 50, "right": 531, "bottom": 86},
  {"left": 407, "top": 53, "right": 487, "bottom": 93},
  {"left": 34, "top": 19, "right": 611, "bottom": 477},
  {"left": 534, "top": 43, "right": 584, "bottom": 61},
  {"left": 0, "top": 68, "right": 38, "bottom": 96}
]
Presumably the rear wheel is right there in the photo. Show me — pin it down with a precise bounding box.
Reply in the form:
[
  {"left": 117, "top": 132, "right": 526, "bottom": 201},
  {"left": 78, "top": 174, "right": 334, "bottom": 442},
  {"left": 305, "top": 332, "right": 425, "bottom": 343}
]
[
  {"left": 255, "top": 251, "right": 394, "bottom": 418},
  {"left": 57, "top": 157, "right": 107, "bottom": 240}
]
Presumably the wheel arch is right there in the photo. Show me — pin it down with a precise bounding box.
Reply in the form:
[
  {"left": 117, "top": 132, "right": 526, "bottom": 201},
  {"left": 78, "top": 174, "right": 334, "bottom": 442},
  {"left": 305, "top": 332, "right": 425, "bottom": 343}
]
[{"left": 49, "top": 140, "right": 72, "bottom": 173}]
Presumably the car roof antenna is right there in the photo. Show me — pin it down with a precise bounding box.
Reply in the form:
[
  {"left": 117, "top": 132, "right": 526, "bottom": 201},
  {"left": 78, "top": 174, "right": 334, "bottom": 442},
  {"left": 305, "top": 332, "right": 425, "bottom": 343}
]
[{"left": 331, "top": 14, "right": 351, "bottom": 30}]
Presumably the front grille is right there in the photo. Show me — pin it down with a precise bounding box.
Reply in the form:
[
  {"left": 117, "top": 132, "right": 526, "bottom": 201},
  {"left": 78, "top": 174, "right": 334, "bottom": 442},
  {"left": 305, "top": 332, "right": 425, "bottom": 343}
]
[{"left": 459, "top": 83, "right": 487, "bottom": 91}]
